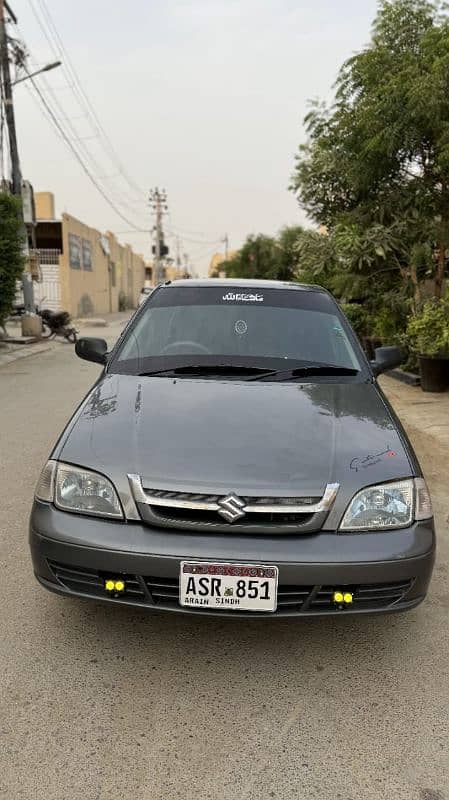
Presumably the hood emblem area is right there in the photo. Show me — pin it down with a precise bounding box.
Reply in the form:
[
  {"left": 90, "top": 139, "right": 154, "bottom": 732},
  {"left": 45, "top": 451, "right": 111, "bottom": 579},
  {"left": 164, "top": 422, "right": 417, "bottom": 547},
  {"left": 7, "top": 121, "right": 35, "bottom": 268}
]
[
  {"left": 217, "top": 493, "right": 246, "bottom": 523},
  {"left": 127, "top": 475, "right": 339, "bottom": 533}
]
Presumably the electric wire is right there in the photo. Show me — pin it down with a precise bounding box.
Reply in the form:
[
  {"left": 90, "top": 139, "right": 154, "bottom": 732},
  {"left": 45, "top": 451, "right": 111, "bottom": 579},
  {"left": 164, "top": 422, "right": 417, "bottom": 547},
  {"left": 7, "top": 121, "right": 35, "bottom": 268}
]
[
  {"left": 12, "top": 17, "right": 149, "bottom": 225},
  {"left": 27, "top": 0, "right": 147, "bottom": 203},
  {"left": 26, "top": 71, "right": 146, "bottom": 230}
]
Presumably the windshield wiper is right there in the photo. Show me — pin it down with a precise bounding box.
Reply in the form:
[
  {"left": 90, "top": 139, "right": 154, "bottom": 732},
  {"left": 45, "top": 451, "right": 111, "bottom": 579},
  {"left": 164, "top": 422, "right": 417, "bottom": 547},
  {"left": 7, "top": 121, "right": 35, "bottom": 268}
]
[
  {"left": 138, "top": 364, "right": 272, "bottom": 377},
  {"left": 246, "top": 363, "right": 360, "bottom": 382}
]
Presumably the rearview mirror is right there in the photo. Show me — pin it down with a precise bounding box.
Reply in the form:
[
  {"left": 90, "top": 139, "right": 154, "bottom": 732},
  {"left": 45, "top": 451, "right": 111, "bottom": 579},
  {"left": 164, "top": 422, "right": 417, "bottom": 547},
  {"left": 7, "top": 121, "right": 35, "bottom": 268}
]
[
  {"left": 75, "top": 337, "right": 108, "bottom": 365},
  {"left": 370, "top": 346, "right": 402, "bottom": 376}
]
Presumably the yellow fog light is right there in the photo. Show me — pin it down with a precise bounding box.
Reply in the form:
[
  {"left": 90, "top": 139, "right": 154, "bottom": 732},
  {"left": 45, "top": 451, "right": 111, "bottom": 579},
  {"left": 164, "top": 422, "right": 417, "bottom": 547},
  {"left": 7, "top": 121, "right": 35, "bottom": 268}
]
[
  {"left": 332, "top": 590, "right": 354, "bottom": 606},
  {"left": 105, "top": 578, "right": 126, "bottom": 593}
]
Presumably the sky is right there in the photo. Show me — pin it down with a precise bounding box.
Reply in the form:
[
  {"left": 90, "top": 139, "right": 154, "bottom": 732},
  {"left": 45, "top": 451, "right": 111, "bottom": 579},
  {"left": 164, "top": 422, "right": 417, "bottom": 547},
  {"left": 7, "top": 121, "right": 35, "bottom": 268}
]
[{"left": 12, "top": 0, "right": 379, "bottom": 274}]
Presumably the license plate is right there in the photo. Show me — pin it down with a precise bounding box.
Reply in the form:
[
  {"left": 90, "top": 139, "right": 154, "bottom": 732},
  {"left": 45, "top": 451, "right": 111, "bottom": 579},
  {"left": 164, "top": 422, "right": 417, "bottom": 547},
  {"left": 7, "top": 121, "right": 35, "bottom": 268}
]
[{"left": 179, "top": 562, "right": 278, "bottom": 612}]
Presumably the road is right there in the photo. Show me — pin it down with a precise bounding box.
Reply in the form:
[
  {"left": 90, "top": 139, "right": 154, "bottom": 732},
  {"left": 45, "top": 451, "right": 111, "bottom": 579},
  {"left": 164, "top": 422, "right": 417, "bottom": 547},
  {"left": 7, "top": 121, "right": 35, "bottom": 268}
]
[{"left": 1, "top": 315, "right": 448, "bottom": 800}]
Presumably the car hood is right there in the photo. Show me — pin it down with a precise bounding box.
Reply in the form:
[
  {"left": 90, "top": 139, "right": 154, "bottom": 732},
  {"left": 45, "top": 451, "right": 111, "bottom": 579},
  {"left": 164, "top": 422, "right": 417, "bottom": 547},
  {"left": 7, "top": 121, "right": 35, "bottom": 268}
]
[{"left": 58, "top": 374, "right": 413, "bottom": 511}]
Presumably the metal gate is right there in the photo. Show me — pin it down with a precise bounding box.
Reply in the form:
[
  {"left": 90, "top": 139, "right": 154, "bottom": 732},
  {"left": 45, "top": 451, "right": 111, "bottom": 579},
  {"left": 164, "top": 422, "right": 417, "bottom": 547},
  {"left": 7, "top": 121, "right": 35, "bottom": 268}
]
[{"left": 34, "top": 250, "right": 61, "bottom": 311}]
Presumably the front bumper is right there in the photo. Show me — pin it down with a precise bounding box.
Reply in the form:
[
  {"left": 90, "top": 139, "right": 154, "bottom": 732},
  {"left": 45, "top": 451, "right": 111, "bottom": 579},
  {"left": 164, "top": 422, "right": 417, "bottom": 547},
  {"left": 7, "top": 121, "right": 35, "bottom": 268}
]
[{"left": 29, "top": 501, "right": 436, "bottom": 618}]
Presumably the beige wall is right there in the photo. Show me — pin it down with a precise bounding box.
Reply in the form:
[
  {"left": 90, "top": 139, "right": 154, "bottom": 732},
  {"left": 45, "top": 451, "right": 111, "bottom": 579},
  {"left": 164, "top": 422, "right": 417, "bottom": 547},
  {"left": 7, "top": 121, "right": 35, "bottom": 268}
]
[
  {"left": 165, "top": 265, "right": 185, "bottom": 282},
  {"left": 35, "top": 191, "right": 149, "bottom": 316},
  {"left": 106, "top": 233, "right": 146, "bottom": 310},
  {"left": 208, "top": 251, "right": 237, "bottom": 277},
  {"left": 60, "top": 213, "right": 110, "bottom": 317},
  {"left": 35, "top": 192, "right": 55, "bottom": 220}
]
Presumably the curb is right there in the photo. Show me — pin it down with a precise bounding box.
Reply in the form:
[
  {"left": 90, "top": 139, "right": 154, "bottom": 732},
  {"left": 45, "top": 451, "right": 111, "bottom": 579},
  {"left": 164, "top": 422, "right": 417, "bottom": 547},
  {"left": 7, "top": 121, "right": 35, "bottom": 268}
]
[
  {"left": 74, "top": 318, "right": 108, "bottom": 328},
  {"left": 0, "top": 343, "right": 54, "bottom": 368},
  {"left": 386, "top": 368, "right": 421, "bottom": 387}
]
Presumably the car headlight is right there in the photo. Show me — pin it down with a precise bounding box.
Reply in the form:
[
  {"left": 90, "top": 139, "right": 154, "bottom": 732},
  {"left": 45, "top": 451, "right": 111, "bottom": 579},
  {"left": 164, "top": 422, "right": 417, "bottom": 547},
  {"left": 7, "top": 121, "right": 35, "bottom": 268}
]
[
  {"left": 339, "top": 478, "right": 432, "bottom": 532},
  {"left": 35, "top": 461, "right": 123, "bottom": 519}
]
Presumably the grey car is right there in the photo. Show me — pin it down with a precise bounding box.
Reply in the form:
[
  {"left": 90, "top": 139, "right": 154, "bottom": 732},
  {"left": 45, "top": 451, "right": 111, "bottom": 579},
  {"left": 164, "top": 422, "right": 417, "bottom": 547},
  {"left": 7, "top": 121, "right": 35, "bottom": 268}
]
[{"left": 29, "top": 280, "right": 435, "bottom": 617}]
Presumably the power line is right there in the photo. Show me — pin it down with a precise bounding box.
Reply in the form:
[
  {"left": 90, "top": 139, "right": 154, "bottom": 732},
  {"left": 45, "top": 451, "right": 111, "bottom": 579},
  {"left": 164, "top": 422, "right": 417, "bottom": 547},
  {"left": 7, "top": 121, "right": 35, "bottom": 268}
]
[
  {"left": 165, "top": 228, "right": 223, "bottom": 246},
  {"left": 26, "top": 71, "right": 146, "bottom": 230},
  {"left": 13, "top": 17, "right": 149, "bottom": 222},
  {"left": 27, "top": 0, "right": 147, "bottom": 203}
]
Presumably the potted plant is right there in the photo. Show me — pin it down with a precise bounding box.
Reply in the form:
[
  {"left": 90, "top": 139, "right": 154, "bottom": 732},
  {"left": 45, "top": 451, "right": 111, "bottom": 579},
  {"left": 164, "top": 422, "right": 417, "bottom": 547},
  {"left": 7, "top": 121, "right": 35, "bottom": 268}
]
[{"left": 406, "top": 298, "right": 449, "bottom": 392}]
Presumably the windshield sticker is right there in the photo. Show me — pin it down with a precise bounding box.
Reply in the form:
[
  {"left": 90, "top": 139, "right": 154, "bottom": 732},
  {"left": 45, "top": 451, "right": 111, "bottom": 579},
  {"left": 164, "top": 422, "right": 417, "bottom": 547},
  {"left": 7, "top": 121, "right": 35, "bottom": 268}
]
[
  {"left": 350, "top": 448, "right": 397, "bottom": 472},
  {"left": 235, "top": 320, "right": 248, "bottom": 335},
  {"left": 222, "top": 292, "right": 264, "bottom": 303}
]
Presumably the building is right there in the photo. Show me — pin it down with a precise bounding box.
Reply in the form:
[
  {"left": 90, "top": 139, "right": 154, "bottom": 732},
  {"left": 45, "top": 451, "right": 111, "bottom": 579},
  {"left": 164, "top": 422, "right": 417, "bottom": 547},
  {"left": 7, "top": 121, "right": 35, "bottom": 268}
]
[
  {"left": 32, "top": 192, "right": 150, "bottom": 316},
  {"left": 164, "top": 264, "right": 188, "bottom": 282},
  {"left": 208, "top": 251, "right": 237, "bottom": 278}
]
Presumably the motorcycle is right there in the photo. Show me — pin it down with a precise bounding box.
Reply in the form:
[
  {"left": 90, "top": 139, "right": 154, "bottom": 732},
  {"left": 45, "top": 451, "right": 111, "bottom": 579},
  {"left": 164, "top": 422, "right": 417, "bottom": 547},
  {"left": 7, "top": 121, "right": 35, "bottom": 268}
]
[{"left": 38, "top": 308, "right": 78, "bottom": 343}]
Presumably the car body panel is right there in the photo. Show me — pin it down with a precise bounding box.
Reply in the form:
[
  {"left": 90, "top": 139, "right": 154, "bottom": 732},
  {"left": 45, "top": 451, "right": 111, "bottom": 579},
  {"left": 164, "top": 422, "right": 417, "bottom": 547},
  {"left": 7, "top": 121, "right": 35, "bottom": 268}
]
[
  {"left": 54, "top": 373, "right": 414, "bottom": 529},
  {"left": 31, "top": 502, "right": 434, "bottom": 564},
  {"left": 30, "top": 279, "right": 435, "bottom": 617},
  {"left": 29, "top": 507, "right": 435, "bottom": 617}
]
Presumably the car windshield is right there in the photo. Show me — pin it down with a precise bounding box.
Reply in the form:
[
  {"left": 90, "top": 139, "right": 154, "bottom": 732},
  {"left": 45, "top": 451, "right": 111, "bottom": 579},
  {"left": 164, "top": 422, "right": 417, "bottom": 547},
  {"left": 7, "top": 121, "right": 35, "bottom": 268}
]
[{"left": 110, "top": 285, "right": 363, "bottom": 377}]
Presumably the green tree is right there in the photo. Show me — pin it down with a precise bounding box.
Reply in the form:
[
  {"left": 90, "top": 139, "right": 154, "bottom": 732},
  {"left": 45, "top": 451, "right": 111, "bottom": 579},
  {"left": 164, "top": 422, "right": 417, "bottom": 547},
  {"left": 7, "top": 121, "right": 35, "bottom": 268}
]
[
  {"left": 221, "top": 226, "right": 304, "bottom": 281},
  {"left": 222, "top": 234, "right": 279, "bottom": 280},
  {"left": 291, "top": 0, "right": 449, "bottom": 302},
  {"left": 0, "top": 193, "right": 25, "bottom": 330}
]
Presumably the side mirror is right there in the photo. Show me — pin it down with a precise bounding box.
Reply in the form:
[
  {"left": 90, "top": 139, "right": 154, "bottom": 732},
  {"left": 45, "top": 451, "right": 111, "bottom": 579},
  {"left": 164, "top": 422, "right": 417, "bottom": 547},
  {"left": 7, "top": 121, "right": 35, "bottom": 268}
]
[
  {"left": 370, "top": 346, "right": 402, "bottom": 376},
  {"left": 75, "top": 337, "right": 108, "bottom": 365}
]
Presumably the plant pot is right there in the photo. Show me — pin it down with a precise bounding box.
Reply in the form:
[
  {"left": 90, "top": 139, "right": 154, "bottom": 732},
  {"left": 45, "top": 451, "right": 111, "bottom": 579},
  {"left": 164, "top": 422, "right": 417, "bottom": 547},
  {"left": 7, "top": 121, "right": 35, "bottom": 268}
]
[{"left": 418, "top": 355, "right": 449, "bottom": 393}]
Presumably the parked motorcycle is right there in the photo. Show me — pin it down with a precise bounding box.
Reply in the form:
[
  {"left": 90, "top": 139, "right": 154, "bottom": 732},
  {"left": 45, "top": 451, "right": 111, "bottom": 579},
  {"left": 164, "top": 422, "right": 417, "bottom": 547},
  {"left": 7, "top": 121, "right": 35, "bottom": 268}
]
[{"left": 38, "top": 308, "right": 78, "bottom": 343}]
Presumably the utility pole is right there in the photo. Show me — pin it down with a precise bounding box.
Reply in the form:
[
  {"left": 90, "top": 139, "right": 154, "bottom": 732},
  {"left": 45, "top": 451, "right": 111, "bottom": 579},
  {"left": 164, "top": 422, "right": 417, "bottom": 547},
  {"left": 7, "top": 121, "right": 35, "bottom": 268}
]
[
  {"left": 0, "top": 0, "right": 34, "bottom": 311},
  {"left": 0, "top": 0, "right": 20, "bottom": 195},
  {"left": 149, "top": 187, "right": 168, "bottom": 285},
  {"left": 222, "top": 233, "right": 229, "bottom": 260},
  {"left": 183, "top": 251, "right": 190, "bottom": 278},
  {"left": 175, "top": 236, "right": 183, "bottom": 274}
]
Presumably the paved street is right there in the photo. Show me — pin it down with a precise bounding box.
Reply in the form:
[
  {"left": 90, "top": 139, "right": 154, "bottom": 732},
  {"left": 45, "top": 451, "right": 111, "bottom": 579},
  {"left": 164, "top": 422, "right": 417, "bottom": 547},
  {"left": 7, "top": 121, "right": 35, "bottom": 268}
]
[{"left": 1, "top": 317, "right": 448, "bottom": 800}]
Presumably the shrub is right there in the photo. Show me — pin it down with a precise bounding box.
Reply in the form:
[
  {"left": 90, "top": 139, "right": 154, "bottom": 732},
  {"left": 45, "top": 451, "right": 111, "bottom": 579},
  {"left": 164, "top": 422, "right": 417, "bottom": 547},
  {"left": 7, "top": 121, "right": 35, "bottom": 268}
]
[
  {"left": 0, "top": 193, "right": 25, "bottom": 329},
  {"left": 340, "top": 303, "right": 371, "bottom": 339},
  {"left": 406, "top": 298, "right": 449, "bottom": 358}
]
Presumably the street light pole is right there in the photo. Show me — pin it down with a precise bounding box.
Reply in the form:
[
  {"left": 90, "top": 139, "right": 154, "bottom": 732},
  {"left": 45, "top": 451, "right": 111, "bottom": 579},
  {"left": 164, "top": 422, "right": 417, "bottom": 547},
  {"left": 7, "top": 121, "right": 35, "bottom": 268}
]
[{"left": 12, "top": 60, "right": 61, "bottom": 86}]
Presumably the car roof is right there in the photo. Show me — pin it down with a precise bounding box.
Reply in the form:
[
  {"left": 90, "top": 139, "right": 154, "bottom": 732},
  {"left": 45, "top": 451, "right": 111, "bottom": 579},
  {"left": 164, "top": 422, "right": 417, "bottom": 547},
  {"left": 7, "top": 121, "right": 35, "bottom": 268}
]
[{"left": 162, "top": 278, "right": 328, "bottom": 293}]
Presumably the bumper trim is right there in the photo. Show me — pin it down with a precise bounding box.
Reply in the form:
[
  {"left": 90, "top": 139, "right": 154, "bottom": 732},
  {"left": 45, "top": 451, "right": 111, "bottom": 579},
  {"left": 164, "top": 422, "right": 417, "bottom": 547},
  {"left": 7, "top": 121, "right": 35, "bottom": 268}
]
[{"left": 35, "top": 572, "right": 425, "bottom": 617}]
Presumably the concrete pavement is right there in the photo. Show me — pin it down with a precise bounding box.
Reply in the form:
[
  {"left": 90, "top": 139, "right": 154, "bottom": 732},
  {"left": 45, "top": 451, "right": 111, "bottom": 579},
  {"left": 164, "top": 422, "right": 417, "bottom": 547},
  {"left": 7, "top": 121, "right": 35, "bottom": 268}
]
[{"left": 0, "top": 321, "right": 448, "bottom": 800}]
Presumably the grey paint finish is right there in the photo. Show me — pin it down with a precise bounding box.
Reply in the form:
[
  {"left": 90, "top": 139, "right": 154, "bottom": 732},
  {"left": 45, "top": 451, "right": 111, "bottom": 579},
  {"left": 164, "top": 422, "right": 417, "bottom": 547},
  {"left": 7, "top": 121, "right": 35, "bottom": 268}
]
[
  {"left": 31, "top": 503, "right": 435, "bottom": 564},
  {"left": 55, "top": 373, "right": 415, "bottom": 529}
]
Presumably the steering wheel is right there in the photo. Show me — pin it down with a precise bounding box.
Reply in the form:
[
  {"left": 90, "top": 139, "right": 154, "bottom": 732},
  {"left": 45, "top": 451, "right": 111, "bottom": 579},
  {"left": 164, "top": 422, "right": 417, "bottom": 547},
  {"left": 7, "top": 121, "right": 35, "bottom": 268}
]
[{"left": 160, "top": 341, "right": 211, "bottom": 355}]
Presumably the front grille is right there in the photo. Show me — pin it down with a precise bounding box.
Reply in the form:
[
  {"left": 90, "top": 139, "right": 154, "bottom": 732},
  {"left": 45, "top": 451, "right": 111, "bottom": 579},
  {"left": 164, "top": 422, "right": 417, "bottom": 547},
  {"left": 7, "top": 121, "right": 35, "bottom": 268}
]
[
  {"left": 309, "top": 581, "right": 414, "bottom": 611},
  {"left": 146, "top": 505, "right": 315, "bottom": 529},
  {"left": 47, "top": 561, "right": 414, "bottom": 615},
  {"left": 128, "top": 475, "right": 338, "bottom": 534},
  {"left": 144, "top": 576, "right": 414, "bottom": 613},
  {"left": 48, "top": 561, "right": 146, "bottom": 602},
  {"left": 148, "top": 490, "right": 319, "bottom": 506}
]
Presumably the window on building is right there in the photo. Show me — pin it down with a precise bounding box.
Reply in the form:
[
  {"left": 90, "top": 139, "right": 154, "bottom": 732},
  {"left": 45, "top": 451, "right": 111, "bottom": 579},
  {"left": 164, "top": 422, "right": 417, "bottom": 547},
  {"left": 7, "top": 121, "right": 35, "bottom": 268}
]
[
  {"left": 68, "top": 234, "right": 81, "bottom": 269},
  {"left": 110, "top": 261, "right": 116, "bottom": 287},
  {"left": 82, "top": 239, "right": 93, "bottom": 271}
]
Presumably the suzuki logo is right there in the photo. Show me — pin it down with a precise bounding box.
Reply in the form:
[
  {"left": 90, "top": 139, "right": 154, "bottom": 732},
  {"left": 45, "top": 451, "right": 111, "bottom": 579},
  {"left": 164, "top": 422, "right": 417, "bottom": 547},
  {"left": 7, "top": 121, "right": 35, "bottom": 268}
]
[{"left": 218, "top": 494, "right": 246, "bottom": 523}]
